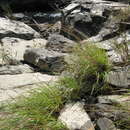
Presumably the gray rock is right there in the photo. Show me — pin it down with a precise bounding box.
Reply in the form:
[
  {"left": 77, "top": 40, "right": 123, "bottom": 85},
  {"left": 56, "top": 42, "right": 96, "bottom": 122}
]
[
  {"left": 38, "top": 21, "right": 62, "bottom": 39},
  {"left": 97, "top": 117, "right": 117, "bottom": 130},
  {"left": 24, "top": 48, "right": 67, "bottom": 73},
  {"left": 0, "top": 72, "right": 58, "bottom": 102},
  {"left": 98, "top": 95, "right": 130, "bottom": 108},
  {"left": 62, "top": 0, "right": 129, "bottom": 41},
  {"left": 98, "top": 96, "right": 112, "bottom": 104},
  {"left": 0, "top": 64, "right": 34, "bottom": 75},
  {"left": 0, "top": 17, "right": 40, "bottom": 40},
  {"left": 0, "top": 37, "right": 47, "bottom": 65},
  {"left": 107, "top": 66, "right": 130, "bottom": 87},
  {"left": 46, "top": 34, "right": 76, "bottom": 53},
  {"left": 59, "top": 102, "right": 95, "bottom": 130},
  {"left": 107, "top": 50, "right": 123, "bottom": 64},
  {"left": 93, "top": 103, "right": 130, "bottom": 120}
]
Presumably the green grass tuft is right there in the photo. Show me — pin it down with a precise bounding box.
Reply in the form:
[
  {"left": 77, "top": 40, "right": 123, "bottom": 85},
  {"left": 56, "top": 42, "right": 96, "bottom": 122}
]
[
  {"left": 67, "top": 43, "right": 111, "bottom": 96},
  {"left": 0, "top": 84, "right": 68, "bottom": 130}
]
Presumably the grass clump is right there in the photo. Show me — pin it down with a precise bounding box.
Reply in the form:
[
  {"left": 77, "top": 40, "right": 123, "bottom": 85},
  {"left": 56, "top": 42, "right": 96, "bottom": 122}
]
[
  {"left": 67, "top": 43, "right": 111, "bottom": 97},
  {"left": 0, "top": 84, "right": 68, "bottom": 130},
  {"left": 0, "top": 42, "right": 111, "bottom": 129}
]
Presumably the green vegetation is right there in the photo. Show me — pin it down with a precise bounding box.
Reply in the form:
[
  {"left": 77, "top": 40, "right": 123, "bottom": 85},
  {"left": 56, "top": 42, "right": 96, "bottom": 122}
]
[
  {"left": 0, "top": 42, "right": 111, "bottom": 129},
  {"left": 0, "top": 84, "right": 68, "bottom": 130},
  {"left": 67, "top": 43, "right": 111, "bottom": 97}
]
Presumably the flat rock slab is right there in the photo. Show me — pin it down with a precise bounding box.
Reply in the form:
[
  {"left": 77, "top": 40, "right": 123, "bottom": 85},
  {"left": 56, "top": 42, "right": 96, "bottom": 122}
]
[
  {"left": 0, "top": 64, "right": 34, "bottom": 75},
  {"left": 0, "top": 73, "right": 58, "bottom": 102},
  {"left": 0, "top": 17, "right": 40, "bottom": 40},
  {"left": 107, "top": 66, "right": 130, "bottom": 88},
  {"left": 98, "top": 95, "right": 130, "bottom": 108}
]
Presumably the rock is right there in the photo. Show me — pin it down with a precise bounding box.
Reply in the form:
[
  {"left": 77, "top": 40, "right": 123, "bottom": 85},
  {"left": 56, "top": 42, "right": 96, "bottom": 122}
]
[
  {"left": 24, "top": 48, "right": 67, "bottom": 73},
  {"left": 107, "top": 66, "right": 130, "bottom": 87},
  {"left": 0, "top": 64, "right": 34, "bottom": 75},
  {"left": 98, "top": 96, "right": 113, "bottom": 104},
  {"left": 92, "top": 103, "right": 130, "bottom": 120},
  {"left": 0, "top": 73, "right": 58, "bottom": 102},
  {"left": 46, "top": 34, "right": 76, "bottom": 53},
  {"left": 36, "top": 21, "right": 62, "bottom": 39},
  {"left": 97, "top": 117, "right": 117, "bottom": 130},
  {"left": 0, "top": 17, "right": 40, "bottom": 40},
  {"left": 62, "top": 0, "right": 129, "bottom": 40},
  {"left": 59, "top": 102, "right": 95, "bottom": 130},
  {"left": 107, "top": 50, "right": 123, "bottom": 64},
  {"left": 0, "top": 38, "right": 47, "bottom": 65},
  {"left": 98, "top": 95, "right": 130, "bottom": 108}
]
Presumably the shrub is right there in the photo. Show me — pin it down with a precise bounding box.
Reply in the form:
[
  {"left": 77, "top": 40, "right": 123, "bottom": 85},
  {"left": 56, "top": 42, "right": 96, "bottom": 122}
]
[{"left": 67, "top": 43, "right": 111, "bottom": 96}]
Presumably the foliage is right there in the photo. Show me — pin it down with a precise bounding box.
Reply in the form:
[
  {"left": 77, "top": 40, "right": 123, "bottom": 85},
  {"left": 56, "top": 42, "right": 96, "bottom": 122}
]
[
  {"left": 0, "top": 84, "right": 68, "bottom": 130},
  {"left": 67, "top": 43, "right": 111, "bottom": 96}
]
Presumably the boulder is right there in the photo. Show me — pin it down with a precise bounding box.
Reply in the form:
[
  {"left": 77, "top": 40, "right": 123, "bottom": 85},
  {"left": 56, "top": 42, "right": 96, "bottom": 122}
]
[
  {"left": 0, "top": 37, "right": 47, "bottom": 65},
  {"left": 24, "top": 48, "right": 67, "bottom": 73},
  {"left": 59, "top": 102, "right": 95, "bottom": 130},
  {"left": 97, "top": 117, "right": 117, "bottom": 130},
  {"left": 107, "top": 66, "right": 130, "bottom": 87},
  {"left": 0, "top": 17, "right": 40, "bottom": 40},
  {"left": 46, "top": 34, "right": 76, "bottom": 53}
]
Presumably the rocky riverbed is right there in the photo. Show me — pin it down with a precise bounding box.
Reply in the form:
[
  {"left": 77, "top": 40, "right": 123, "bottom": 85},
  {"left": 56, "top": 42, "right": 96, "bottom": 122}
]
[{"left": 0, "top": 0, "right": 130, "bottom": 130}]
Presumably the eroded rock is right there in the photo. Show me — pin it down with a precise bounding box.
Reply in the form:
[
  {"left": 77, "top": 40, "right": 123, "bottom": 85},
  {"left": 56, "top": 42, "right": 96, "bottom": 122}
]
[
  {"left": 59, "top": 102, "right": 95, "bottom": 130},
  {"left": 46, "top": 34, "right": 76, "bottom": 53},
  {"left": 0, "top": 17, "right": 40, "bottom": 39},
  {"left": 24, "top": 48, "right": 67, "bottom": 73},
  {"left": 107, "top": 66, "right": 130, "bottom": 87},
  {"left": 97, "top": 117, "right": 117, "bottom": 130}
]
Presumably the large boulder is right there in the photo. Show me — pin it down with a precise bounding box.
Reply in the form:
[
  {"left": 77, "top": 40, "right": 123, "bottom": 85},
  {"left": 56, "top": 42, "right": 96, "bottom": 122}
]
[
  {"left": 0, "top": 17, "right": 40, "bottom": 40},
  {"left": 59, "top": 102, "right": 95, "bottom": 130},
  {"left": 24, "top": 48, "right": 67, "bottom": 73}
]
